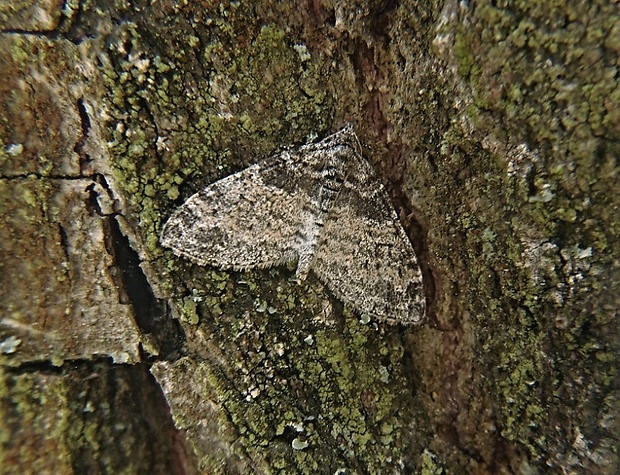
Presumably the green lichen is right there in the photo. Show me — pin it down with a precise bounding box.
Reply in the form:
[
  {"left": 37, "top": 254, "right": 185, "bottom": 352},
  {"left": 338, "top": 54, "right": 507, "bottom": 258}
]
[
  {"left": 100, "top": 13, "right": 332, "bottom": 273},
  {"left": 431, "top": 0, "right": 620, "bottom": 468},
  {"left": 420, "top": 449, "right": 444, "bottom": 475},
  {"left": 9, "top": 36, "right": 30, "bottom": 65},
  {"left": 0, "top": 371, "right": 74, "bottom": 472},
  {"left": 101, "top": 15, "right": 425, "bottom": 467},
  {"left": 87, "top": 0, "right": 620, "bottom": 471},
  {"left": 98, "top": 8, "right": 417, "bottom": 470},
  {"left": 452, "top": 32, "right": 476, "bottom": 79},
  {"left": 179, "top": 297, "right": 199, "bottom": 325},
  {"left": 169, "top": 264, "right": 420, "bottom": 473}
]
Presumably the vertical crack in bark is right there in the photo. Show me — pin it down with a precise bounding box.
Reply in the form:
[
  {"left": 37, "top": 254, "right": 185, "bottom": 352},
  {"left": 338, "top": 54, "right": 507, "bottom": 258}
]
[
  {"left": 105, "top": 215, "right": 184, "bottom": 360},
  {"left": 75, "top": 98, "right": 93, "bottom": 176},
  {"left": 80, "top": 168, "right": 183, "bottom": 358},
  {"left": 107, "top": 217, "right": 164, "bottom": 334},
  {"left": 57, "top": 222, "right": 71, "bottom": 261}
]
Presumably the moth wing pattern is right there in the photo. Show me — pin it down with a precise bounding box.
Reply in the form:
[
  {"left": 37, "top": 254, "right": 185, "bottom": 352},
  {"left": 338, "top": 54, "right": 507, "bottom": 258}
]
[
  {"left": 311, "top": 154, "right": 425, "bottom": 324},
  {"left": 161, "top": 151, "right": 312, "bottom": 271},
  {"left": 161, "top": 126, "right": 426, "bottom": 324}
]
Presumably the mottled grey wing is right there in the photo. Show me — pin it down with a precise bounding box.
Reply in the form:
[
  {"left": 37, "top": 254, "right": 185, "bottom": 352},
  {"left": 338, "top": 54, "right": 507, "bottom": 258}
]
[
  {"left": 311, "top": 158, "right": 425, "bottom": 324},
  {"left": 161, "top": 151, "right": 312, "bottom": 271}
]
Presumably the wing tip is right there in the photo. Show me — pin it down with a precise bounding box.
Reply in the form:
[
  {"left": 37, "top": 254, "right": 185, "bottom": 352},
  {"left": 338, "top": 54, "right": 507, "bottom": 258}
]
[{"left": 319, "top": 124, "right": 362, "bottom": 156}]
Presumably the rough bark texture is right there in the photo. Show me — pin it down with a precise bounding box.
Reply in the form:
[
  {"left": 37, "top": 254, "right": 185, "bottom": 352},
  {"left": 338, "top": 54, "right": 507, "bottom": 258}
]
[{"left": 1, "top": 1, "right": 618, "bottom": 474}]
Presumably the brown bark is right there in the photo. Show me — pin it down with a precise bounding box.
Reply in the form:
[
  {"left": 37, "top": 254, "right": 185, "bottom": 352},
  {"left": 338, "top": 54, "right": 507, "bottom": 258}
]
[{"left": 1, "top": 1, "right": 618, "bottom": 474}]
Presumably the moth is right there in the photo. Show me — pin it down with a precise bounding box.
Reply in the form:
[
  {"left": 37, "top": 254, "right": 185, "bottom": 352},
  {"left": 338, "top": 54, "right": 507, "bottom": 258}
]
[{"left": 161, "top": 126, "right": 425, "bottom": 324}]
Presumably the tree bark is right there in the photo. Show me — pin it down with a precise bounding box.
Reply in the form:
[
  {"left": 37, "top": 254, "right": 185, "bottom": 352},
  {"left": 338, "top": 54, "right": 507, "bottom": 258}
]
[{"left": 1, "top": 1, "right": 618, "bottom": 474}]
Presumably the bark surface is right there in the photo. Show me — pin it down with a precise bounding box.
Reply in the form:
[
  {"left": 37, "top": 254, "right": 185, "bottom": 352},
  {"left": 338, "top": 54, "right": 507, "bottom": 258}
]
[{"left": 1, "top": 1, "right": 618, "bottom": 474}]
